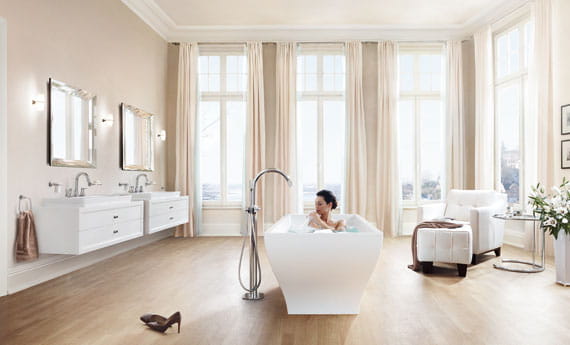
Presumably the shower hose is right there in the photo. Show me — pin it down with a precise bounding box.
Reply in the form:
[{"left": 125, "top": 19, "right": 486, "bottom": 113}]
[{"left": 238, "top": 206, "right": 262, "bottom": 292}]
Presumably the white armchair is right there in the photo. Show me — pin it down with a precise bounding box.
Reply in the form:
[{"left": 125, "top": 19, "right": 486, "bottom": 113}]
[{"left": 418, "top": 189, "right": 507, "bottom": 264}]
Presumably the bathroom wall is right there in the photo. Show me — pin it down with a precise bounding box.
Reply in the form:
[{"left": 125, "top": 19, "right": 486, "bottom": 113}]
[
  {"left": 0, "top": 0, "right": 170, "bottom": 293},
  {"left": 553, "top": 0, "right": 570, "bottom": 182}
]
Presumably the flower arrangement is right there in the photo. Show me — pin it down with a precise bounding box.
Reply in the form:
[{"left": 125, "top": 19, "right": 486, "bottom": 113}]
[{"left": 529, "top": 177, "right": 570, "bottom": 239}]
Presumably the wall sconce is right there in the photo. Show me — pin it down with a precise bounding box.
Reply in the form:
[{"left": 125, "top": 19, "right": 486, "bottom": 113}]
[
  {"left": 31, "top": 95, "right": 45, "bottom": 111},
  {"left": 100, "top": 114, "right": 114, "bottom": 127},
  {"left": 157, "top": 130, "right": 166, "bottom": 141}
]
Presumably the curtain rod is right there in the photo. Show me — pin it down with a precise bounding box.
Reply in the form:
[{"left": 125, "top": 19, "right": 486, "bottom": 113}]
[{"left": 169, "top": 39, "right": 470, "bottom": 46}]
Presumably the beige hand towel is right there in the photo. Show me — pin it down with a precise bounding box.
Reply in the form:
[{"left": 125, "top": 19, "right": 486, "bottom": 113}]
[{"left": 15, "top": 210, "right": 39, "bottom": 262}]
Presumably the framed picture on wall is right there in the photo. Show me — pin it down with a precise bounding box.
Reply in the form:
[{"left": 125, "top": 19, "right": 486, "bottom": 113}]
[
  {"left": 562, "top": 140, "right": 570, "bottom": 169},
  {"left": 562, "top": 104, "right": 570, "bottom": 134}
]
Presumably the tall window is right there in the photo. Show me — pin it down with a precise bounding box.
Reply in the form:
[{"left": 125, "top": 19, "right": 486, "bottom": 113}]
[
  {"left": 296, "top": 43, "right": 346, "bottom": 206},
  {"left": 198, "top": 45, "right": 247, "bottom": 205},
  {"left": 398, "top": 45, "right": 446, "bottom": 204},
  {"left": 494, "top": 19, "right": 531, "bottom": 204}
]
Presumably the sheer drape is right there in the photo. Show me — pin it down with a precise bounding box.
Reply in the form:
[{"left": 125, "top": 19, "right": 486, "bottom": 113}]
[
  {"left": 446, "top": 40, "right": 465, "bottom": 190},
  {"left": 246, "top": 42, "right": 266, "bottom": 230},
  {"left": 528, "top": 0, "right": 555, "bottom": 254},
  {"left": 474, "top": 26, "right": 495, "bottom": 190},
  {"left": 272, "top": 42, "right": 298, "bottom": 219},
  {"left": 376, "top": 41, "right": 400, "bottom": 237},
  {"left": 344, "top": 41, "right": 368, "bottom": 215},
  {"left": 174, "top": 42, "right": 199, "bottom": 237}
]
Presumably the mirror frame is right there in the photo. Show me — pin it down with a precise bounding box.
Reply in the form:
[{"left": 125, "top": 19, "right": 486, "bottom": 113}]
[
  {"left": 120, "top": 103, "right": 154, "bottom": 171},
  {"left": 48, "top": 78, "right": 97, "bottom": 168}
]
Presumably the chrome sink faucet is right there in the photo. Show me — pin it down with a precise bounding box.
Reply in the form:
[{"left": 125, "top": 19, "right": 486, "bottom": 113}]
[
  {"left": 135, "top": 173, "right": 154, "bottom": 193},
  {"left": 73, "top": 172, "right": 102, "bottom": 197}
]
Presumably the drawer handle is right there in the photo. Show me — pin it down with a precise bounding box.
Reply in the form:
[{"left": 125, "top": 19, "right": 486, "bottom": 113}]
[
  {"left": 169, "top": 217, "right": 174, "bottom": 220},
  {"left": 113, "top": 230, "right": 119, "bottom": 234},
  {"left": 113, "top": 215, "right": 119, "bottom": 219},
  {"left": 169, "top": 206, "right": 174, "bottom": 209}
]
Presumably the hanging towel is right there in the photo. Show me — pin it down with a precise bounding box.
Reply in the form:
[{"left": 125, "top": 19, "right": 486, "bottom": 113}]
[{"left": 15, "top": 210, "right": 39, "bottom": 262}]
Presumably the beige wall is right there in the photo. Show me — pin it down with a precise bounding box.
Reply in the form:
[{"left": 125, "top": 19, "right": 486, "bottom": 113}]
[
  {"left": 553, "top": 0, "right": 570, "bottom": 182},
  {"left": 0, "top": 0, "right": 169, "bottom": 292}
]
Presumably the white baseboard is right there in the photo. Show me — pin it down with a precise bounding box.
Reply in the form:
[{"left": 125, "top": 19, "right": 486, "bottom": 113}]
[{"left": 7, "top": 229, "right": 173, "bottom": 294}]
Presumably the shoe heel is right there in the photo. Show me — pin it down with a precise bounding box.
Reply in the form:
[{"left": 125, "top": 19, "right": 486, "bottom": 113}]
[{"left": 177, "top": 321, "right": 180, "bottom": 333}]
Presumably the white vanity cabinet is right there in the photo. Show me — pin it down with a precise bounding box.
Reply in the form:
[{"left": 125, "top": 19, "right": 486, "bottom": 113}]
[
  {"left": 144, "top": 196, "right": 189, "bottom": 234},
  {"left": 36, "top": 201, "right": 144, "bottom": 255}
]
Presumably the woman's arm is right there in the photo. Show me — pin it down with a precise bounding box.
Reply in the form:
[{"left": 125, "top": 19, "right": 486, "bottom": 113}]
[
  {"left": 308, "top": 212, "right": 335, "bottom": 229},
  {"left": 334, "top": 220, "right": 346, "bottom": 231}
]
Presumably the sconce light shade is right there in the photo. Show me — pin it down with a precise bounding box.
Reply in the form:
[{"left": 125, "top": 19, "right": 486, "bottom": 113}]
[{"left": 157, "top": 129, "right": 166, "bottom": 141}]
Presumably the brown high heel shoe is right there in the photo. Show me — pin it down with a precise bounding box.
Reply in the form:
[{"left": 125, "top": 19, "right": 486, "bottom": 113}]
[
  {"left": 140, "top": 314, "right": 168, "bottom": 324},
  {"left": 145, "top": 311, "right": 181, "bottom": 334}
]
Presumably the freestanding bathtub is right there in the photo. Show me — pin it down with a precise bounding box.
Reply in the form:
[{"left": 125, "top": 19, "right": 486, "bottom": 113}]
[{"left": 264, "top": 214, "right": 383, "bottom": 314}]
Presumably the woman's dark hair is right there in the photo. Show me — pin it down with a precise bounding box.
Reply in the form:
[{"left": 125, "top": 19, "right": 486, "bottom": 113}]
[{"left": 316, "top": 190, "right": 338, "bottom": 210}]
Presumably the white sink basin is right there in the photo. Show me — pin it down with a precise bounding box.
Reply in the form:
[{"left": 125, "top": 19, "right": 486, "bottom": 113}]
[
  {"left": 130, "top": 191, "right": 181, "bottom": 201},
  {"left": 43, "top": 195, "right": 133, "bottom": 207}
]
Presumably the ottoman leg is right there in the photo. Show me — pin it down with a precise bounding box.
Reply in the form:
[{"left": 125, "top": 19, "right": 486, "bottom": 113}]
[
  {"left": 494, "top": 247, "right": 501, "bottom": 257},
  {"left": 422, "top": 262, "right": 434, "bottom": 274},
  {"left": 471, "top": 254, "right": 478, "bottom": 265},
  {"left": 457, "top": 264, "right": 467, "bottom": 277}
]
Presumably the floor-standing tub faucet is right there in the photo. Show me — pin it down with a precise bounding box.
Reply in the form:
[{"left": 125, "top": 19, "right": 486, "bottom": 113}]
[{"left": 239, "top": 168, "right": 293, "bottom": 301}]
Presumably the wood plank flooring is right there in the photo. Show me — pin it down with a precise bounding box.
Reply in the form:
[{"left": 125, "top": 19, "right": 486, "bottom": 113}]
[{"left": 1, "top": 236, "right": 569, "bottom": 345}]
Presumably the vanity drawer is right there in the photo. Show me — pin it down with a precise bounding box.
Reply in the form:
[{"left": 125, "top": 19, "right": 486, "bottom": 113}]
[
  {"left": 78, "top": 218, "right": 143, "bottom": 253},
  {"left": 79, "top": 205, "right": 142, "bottom": 230},
  {"left": 149, "top": 210, "right": 189, "bottom": 233},
  {"left": 150, "top": 198, "right": 188, "bottom": 217}
]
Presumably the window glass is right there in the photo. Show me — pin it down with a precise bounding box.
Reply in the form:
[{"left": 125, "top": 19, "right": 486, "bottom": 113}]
[
  {"left": 398, "top": 100, "right": 415, "bottom": 200},
  {"left": 420, "top": 100, "right": 444, "bottom": 200},
  {"left": 497, "top": 83, "right": 521, "bottom": 204},
  {"left": 199, "top": 101, "right": 221, "bottom": 200}
]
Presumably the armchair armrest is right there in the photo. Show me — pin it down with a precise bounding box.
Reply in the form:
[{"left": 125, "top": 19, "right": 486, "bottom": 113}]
[
  {"left": 417, "top": 203, "right": 446, "bottom": 222},
  {"left": 469, "top": 202, "right": 506, "bottom": 254}
]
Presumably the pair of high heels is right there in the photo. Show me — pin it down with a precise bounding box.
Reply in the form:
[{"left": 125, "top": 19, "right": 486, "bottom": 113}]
[{"left": 140, "top": 311, "right": 181, "bottom": 333}]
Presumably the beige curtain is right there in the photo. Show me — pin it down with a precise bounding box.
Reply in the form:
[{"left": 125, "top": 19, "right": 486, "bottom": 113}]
[
  {"left": 272, "top": 42, "right": 297, "bottom": 219},
  {"left": 376, "top": 41, "right": 400, "bottom": 237},
  {"left": 446, "top": 40, "right": 465, "bottom": 190},
  {"left": 246, "top": 42, "right": 266, "bottom": 230},
  {"left": 474, "top": 26, "right": 495, "bottom": 190},
  {"left": 344, "top": 41, "right": 367, "bottom": 215},
  {"left": 174, "top": 42, "right": 199, "bottom": 237},
  {"left": 528, "top": 0, "right": 555, "bottom": 254}
]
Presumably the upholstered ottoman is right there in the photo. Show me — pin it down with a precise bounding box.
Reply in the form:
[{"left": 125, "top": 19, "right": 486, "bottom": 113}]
[{"left": 416, "top": 224, "right": 473, "bottom": 277}]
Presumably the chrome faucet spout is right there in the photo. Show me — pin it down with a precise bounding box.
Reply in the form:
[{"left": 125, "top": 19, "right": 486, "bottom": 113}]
[
  {"left": 249, "top": 168, "right": 293, "bottom": 209},
  {"left": 135, "top": 173, "right": 153, "bottom": 193},
  {"left": 73, "top": 172, "right": 99, "bottom": 197}
]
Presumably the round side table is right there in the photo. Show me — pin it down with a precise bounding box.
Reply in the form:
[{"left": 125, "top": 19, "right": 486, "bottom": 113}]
[{"left": 492, "top": 214, "right": 545, "bottom": 273}]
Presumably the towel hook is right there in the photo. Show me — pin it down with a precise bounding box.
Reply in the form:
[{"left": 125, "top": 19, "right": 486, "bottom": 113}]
[{"left": 18, "top": 195, "right": 32, "bottom": 213}]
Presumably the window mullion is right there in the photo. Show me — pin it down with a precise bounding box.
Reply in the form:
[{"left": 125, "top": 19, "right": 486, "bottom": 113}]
[
  {"left": 415, "top": 98, "right": 421, "bottom": 205},
  {"left": 220, "top": 55, "right": 228, "bottom": 204}
]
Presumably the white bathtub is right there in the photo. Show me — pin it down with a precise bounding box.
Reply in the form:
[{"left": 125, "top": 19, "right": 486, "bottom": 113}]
[{"left": 264, "top": 214, "right": 383, "bottom": 314}]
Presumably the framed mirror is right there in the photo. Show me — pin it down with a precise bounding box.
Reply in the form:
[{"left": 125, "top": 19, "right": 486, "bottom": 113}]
[
  {"left": 48, "top": 78, "right": 96, "bottom": 168},
  {"left": 120, "top": 103, "right": 154, "bottom": 171}
]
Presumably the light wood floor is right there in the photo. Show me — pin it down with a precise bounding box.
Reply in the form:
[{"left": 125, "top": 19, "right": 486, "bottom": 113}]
[{"left": 1, "top": 236, "right": 569, "bottom": 345}]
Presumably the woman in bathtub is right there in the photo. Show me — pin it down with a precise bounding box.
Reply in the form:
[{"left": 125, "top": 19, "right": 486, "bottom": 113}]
[{"left": 307, "top": 190, "right": 346, "bottom": 231}]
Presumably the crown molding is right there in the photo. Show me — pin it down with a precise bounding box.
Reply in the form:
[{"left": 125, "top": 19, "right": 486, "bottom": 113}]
[{"left": 122, "top": 0, "right": 531, "bottom": 43}]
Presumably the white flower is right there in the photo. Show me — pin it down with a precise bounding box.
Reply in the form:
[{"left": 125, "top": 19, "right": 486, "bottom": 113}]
[
  {"left": 544, "top": 217, "right": 557, "bottom": 227},
  {"left": 562, "top": 218, "right": 568, "bottom": 224}
]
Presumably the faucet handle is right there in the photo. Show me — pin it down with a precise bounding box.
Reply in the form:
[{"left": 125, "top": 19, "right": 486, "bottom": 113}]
[
  {"left": 128, "top": 186, "right": 135, "bottom": 193},
  {"left": 79, "top": 187, "right": 88, "bottom": 197},
  {"left": 145, "top": 180, "right": 156, "bottom": 186},
  {"left": 65, "top": 188, "right": 73, "bottom": 198}
]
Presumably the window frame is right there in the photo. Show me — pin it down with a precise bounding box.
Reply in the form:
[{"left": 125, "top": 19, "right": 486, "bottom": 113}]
[
  {"left": 296, "top": 43, "right": 346, "bottom": 210},
  {"left": 492, "top": 16, "right": 531, "bottom": 207},
  {"left": 198, "top": 44, "right": 247, "bottom": 208},
  {"left": 398, "top": 44, "right": 447, "bottom": 207}
]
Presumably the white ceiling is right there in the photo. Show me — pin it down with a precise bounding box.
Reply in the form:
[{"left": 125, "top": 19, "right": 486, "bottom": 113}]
[{"left": 122, "top": 0, "right": 529, "bottom": 42}]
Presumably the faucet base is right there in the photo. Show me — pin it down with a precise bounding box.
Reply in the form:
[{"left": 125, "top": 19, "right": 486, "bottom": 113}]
[{"left": 242, "top": 291, "right": 264, "bottom": 300}]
